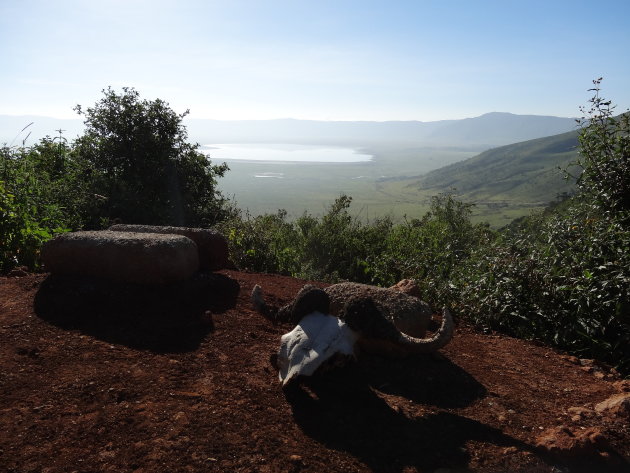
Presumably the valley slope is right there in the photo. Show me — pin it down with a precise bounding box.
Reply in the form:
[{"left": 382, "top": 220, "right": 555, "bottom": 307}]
[{"left": 383, "top": 129, "right": 580, "bottom": 226}]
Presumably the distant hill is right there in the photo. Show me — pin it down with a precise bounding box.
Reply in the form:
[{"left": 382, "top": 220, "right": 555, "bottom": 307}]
[
  {"left": 1, "top": 113, "right": 577, "bottom": 149},
  {"left": 425, "top": 112, "right": 578, "bottom": 147},
  {"left": 411, "top": 129, "right": 580, "bottom": 205},
  {"left": 186, "top": 113, "right": 577, "bottom": 147},
  {"left": 185, "top": 118, "right": 451, "bottom": 146}
]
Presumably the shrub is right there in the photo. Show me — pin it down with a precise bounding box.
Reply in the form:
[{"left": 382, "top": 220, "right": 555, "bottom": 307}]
[
  {"left": 220, "top": 195, "right": 393, "bottom": 283},
  {"left": 459, "top": 201, "right": 629, "bottom": 372},
  {"left": 573, "top": 78, "right": 630, "bottom": 214},
  {"left": 0, "top": 145, "right": 70, "bottom": 271},
  {"left": 218, "top": 209, "right": 301, "bottom": 275},
  {"left": 293, "top": 195, "right": 392, "bottom": 282},
  {"left": 73, "top": 87, "right": 234, "bottom": 228},
  {"left": 455, "top": 83, "right": 630, "bottom": 372},
  {"left": 369, "top": 192, "right": 494, "bottom": 306}
]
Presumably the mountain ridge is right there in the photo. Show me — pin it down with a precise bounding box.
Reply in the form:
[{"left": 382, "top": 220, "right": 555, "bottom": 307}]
[{"left": 1, "top": 112, "right": 577, "bottom": 149}]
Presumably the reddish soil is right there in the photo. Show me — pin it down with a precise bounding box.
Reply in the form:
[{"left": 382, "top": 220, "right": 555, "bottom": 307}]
[{"left": 1, "top": 270, "right": 629, "bottom": 473}]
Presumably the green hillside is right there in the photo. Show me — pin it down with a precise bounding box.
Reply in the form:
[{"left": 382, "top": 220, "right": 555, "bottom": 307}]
[
  {"left": 371, "top": 130, "right": 580, "bottom": 227},
  {"left": 415, "top": 129, "right": 579, "bottom": 199},
  {"left": 388, "top": 129, "right": 581, "bottom": 226}
]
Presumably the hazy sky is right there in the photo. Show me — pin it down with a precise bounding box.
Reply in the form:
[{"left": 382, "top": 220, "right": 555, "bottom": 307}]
[{"left": 1, "top": 0, "right": 629, "bottom": 121}]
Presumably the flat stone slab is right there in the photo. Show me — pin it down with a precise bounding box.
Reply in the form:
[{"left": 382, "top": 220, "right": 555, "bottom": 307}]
[
  {"left": 108, "top": 224, "right": 229, "bottom": 270},
  {"left": 41, "top": 231, "right": 199, "bottom": 284}
]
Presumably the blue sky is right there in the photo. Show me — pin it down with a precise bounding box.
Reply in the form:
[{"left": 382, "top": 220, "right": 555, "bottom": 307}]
[{"left": 1, "top": 0, "right": 628, "bottom": 121}]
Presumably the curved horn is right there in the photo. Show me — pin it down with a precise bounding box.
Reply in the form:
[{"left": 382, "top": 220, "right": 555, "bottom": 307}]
[
  {"left": 342, "top": 297, "right": 454, "bottom": 355},
  {"left": 393, "top": 307, "right": 454, "bottom": 354},
  {"left": 250, "top": 284, "right": 280, "bottom": 323}
]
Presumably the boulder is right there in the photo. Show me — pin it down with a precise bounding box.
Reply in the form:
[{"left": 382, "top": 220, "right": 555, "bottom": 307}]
[
  {"left": 108, "top": 224, "right": 229, "bottom": 270},
  {"left": 41, "top": 231, "right": 199, "bottom": 284},
  {"left": 594, "top": 393, "right": 630, "bottom": 418},
  {"left": 535, "top": 425, "right": 608, "bottom": 457}
]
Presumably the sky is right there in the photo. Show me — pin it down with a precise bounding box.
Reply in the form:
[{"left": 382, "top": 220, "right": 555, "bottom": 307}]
[{"left": 1, "top": 0, "right": 629, "bottom": 122}]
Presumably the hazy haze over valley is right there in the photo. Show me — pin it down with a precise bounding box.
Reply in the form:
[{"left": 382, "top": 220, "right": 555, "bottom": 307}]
[
  {"left": 1, "top": 112, "right": 577, "bottom": 149},
  {"left": 0, "top": 112, "right": 580, "bottom": 225}
]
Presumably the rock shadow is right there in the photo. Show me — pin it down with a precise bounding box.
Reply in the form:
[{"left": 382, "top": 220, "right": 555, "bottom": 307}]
[
  {"left": 34, "top": 272, "right": 239, "bottom": 353},
  {"left": 285, "top": 367, "right": 531, "bottom": 473}
]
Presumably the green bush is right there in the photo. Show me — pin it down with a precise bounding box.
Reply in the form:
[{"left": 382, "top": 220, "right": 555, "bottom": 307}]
[
  {"left": 73, "top": 87, "right": 234, "bottom": 228},
  {"left": 368, "top": 192, "right": 493, "bottom": 306},
  {"left": 293, "top": 195, "right": 392, "bottom": 282},
  {"left": 220, "top": 195, "right": 392, "bottom": 283},
  {"left": 458, "top": 201, "right": 629, "bottom": 372},
  {"left": 219, "top": 209, "right": 301, "bottom": 275},
  {"left": 454, "top": 83, "right": 630, "bottom": 372},
  {"left": 0, "top": 145, "right": 70, "bottom": 271},
  {"left": 573, "top": 78, "right": 630, "bottom": 214}
]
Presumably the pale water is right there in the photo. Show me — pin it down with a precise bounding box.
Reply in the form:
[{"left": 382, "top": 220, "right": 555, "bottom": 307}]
[{"left": 201, "top": 143, "right": 372, "bottom": 163}]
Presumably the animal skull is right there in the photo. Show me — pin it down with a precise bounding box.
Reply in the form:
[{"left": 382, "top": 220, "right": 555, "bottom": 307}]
[{"left": 277, "top": 311, "right": 358, "bottom": 385}]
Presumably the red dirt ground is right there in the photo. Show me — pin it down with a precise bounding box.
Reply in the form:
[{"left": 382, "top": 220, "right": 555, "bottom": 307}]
[{"left": 1, "top": 270, "right": 628, "bottom": 473}]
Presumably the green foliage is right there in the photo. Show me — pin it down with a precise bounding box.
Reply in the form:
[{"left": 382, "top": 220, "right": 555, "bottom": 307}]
[
  {"left": 573, "top": 78, "right": 630, "bottom": 214},
  {"left": 219, "top": 209, "right": 301, "bottom": 275},
  {"left": 223, "top": 191, "right": 490, "bottom": 306},
  {"left": 368, "top": 192, "right": 493, "bottom": 305},
  {"left": 0, "top": 144, "right": 71, "bottom": 271},
  {"left": 293, "top": 195, "right": 392, "bottom": 282},
  {"left": 73, "top": 87, "right": 233, "bottom": 227},
  {"left": 219, "top": 195, "right": 392, "bottom": 283},
  {"left": 458, "top": 201, "right": 629, "bottom": 372}
]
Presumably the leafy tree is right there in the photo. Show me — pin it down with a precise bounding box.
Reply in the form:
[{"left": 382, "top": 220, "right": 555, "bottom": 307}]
[
  {"left": 574, "top": 78, "right": 630, "bottom": 215},
  {"left": 73, "top": 87, "right": 233, "bottom": 228},
  {"left": 22, "top": 137, "right": 93, "bottom": 230}
]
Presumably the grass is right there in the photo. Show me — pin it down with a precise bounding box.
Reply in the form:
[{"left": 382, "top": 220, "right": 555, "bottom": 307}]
[
  {"left": 216, "top": 145, "right": 478, "bottom": 220},
  {"left": 215, "top": 131, "right": 579, "bottom": 226}
]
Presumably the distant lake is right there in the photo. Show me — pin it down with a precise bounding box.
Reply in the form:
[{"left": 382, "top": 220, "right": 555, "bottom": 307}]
[{"left": 201, "top": 143, "right": 372, "bottom": 163}]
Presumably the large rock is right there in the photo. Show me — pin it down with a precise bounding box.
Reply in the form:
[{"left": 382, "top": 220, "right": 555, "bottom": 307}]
[
  {"left": 108, "top": 224, "right": 229, "bottom": 270},
  {"left": 595, "top": 393, "right": 630, "bottom": 418},
  {"left": 535, "top": 425, "right": 608, "bottom": 457},
  {"left": 41, "top": 231, "right": 199, "bottom": 284}
]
